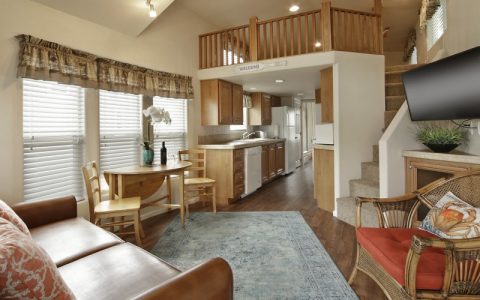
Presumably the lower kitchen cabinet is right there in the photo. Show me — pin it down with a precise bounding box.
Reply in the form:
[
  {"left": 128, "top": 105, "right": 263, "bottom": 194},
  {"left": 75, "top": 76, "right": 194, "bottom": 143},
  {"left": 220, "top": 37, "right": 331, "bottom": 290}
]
[
  {"left": 262, "top": 142, "right": 285, "bottom": 184},
  {"left": 204, "top": 148, "right": 244, "bottom": 206},
  {"left": 313, "top": 147, "right": 334, "bottom": 213}
]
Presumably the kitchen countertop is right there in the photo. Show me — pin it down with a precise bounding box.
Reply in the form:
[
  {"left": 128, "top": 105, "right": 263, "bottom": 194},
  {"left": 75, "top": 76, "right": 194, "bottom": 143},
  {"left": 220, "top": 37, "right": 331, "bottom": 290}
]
[
  {"left": 403, "top": 150, "right": 480, "bottom": 165},
  {"left": 313, "top": 144, "right": 334, "bottom": 151},
  {"left": 198, "top": 138, "right": 286, "bottom": 150}
]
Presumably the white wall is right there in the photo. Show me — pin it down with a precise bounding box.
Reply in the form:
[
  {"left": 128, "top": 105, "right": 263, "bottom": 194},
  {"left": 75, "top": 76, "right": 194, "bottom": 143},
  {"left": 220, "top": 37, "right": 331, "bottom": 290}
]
[
  {"left": 333, "top": 52, "right": 385, "bottom": 202},
  {"left": 0, "top": 0, "right": 217, "bottom": 207}
]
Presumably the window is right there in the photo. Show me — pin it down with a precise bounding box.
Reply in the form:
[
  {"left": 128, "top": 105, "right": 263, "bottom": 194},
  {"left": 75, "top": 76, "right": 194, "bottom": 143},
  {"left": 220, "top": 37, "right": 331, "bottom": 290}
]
[
  {"left": 153, "top": 97, "right": 187, "bottom": 162},
  {"left": 23, "top": 79, "right": 85, "bottom": 201},
  {"left": 427, "top": 0, "right": 447, "bottom": 50},
  {"left": 99, "top": 90, "right": 142, "bottom": 173}
]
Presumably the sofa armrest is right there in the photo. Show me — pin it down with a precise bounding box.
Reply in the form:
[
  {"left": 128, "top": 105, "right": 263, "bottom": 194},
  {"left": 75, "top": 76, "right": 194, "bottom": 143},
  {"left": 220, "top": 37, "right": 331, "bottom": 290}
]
[
  {"left": 12, "top": 196, "right": 77, "bottom": 229},
  {"left": 134, "top": 257, "right": 233, "bottom": 300}
]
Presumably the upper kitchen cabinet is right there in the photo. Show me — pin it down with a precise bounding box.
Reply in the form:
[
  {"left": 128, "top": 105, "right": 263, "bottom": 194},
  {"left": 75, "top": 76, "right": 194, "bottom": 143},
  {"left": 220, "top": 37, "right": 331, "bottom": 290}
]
[
  {"left": 201, "top": 79, "right": 243, "bottom": 125},
  {"left": 249, "top": 92, "right": 271, "bottom": 125}
]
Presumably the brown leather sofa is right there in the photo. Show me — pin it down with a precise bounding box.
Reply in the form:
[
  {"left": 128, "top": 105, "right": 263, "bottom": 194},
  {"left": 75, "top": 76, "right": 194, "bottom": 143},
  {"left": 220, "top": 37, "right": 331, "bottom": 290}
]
[{"left": 12, "top": 196, "right": 233, "bottom": 300}]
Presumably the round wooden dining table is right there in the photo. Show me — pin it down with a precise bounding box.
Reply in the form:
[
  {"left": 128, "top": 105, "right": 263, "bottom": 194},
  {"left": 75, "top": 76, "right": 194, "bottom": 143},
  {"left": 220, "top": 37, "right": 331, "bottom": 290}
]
[{"left": 104, "top": 160, "right": 192, "bottom": 226}]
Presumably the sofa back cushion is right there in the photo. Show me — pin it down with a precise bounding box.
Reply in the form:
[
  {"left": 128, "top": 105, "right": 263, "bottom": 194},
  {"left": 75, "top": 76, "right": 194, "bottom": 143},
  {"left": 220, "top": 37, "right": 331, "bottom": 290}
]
[
  {"left": 0, "top": 199, "right": 30, "bottom": 235},
  {"left": 0, "top": 219, "right": 75, "bottom": 300}
]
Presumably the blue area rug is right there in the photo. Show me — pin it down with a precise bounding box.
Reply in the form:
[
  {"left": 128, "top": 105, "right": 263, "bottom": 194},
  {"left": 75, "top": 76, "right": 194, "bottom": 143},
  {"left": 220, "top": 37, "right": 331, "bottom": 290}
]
[{"left": 151, "top": 212, "right": 358, "bottom": 299}]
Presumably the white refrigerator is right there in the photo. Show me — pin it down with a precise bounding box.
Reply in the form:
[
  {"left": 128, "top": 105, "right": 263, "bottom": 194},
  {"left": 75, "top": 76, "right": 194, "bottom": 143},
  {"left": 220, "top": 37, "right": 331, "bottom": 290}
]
[{"left": 271, "top": 106, "right": 301, "bottom": 174}]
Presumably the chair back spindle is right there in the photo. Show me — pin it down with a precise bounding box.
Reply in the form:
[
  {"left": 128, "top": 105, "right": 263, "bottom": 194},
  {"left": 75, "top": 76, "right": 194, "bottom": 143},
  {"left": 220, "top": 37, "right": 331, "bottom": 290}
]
[
  {"left": 81, "top": 161, "right": 103, "bottom": 223},
  {"left": 178, "top": 150, "right": 207, "bottom": 178}
]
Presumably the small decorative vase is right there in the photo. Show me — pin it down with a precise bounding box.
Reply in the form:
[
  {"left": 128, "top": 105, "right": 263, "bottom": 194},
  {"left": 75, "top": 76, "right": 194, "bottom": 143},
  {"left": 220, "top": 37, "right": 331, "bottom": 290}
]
[
  {"left": 424, "top": 143, "right": 459, "bottom": 153},
  {"left": 143, "top": 149, "right": 154, "bottom": 165}
]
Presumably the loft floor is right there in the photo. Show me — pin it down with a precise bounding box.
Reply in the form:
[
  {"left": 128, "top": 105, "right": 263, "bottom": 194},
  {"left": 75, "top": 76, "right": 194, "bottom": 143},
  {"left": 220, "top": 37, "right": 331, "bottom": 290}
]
[{"left": 140, "top": 162, "right": 386, "bottom": 299}]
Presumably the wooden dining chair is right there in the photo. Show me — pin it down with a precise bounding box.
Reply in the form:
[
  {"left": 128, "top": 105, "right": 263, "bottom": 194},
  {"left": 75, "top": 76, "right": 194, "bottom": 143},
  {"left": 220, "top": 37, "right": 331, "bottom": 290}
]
[
  {"left": 81, "top": 161, "right": 143, "bottom": 247},
  {"left": 178, "top": 150, "right": 217, "bottom": 217}
]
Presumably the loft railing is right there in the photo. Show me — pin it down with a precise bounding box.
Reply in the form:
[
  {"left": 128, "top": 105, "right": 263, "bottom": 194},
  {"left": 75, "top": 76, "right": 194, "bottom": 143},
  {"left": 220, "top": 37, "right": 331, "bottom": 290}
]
[{"left": 198, "top": 0, "right": 383, "bottom": 69}]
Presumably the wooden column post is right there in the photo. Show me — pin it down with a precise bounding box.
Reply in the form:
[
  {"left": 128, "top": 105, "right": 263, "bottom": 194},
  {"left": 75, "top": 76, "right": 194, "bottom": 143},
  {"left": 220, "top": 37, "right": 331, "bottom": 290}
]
[
  {"left": 320, "top": 0, "right": 332, "bottom": 51},
  {"left": 249, "top": 17, "right": 259, "bottom": 61},
  {"left": 374, "top": 0, "right": 384, "bottom": 54}
]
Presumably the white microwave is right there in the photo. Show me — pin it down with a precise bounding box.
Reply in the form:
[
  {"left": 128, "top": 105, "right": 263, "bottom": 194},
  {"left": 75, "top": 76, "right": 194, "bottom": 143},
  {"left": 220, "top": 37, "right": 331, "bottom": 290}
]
[{"left": 315, "top": 123, "right": 334, "bottom": 145}]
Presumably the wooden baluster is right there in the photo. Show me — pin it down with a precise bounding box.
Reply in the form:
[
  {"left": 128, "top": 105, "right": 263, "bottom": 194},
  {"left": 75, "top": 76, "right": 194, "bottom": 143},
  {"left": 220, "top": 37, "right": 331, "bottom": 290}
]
[
  {"left": 242, "top": 27, "right": 247, "bottom": 62},
  {"left": 362, "top": 15, "right": 367, "bottom": 53},
  {"left": 313, "top": 13, "right": 317, "bottom": 52},
  {"left": 290, "top": 18, "right": 295, "bottom": 55},
  {"left": 321, "top": 0, "right": 332, "bottom": 51},
  {"left": 269, "top": 22, "right": 274, "bottom": 58},
  {"left": 297, "top": 16, "right": 302, "bottom": 54},
  {"left": 249, "top": 17, "right": 259, "bottom": 61},
  {"left": 263, "top": 23, "right": 267, "bottom": 59},
  {"left": 236, "top": 29, "right": 240, "bottom": 64},
  {"left": 276, "top": 21, "right": 281, "bottom": 58},
  {"left": 374, "top": 0, "right": 383, "bottom": 54},
  {"left": 199, "top": 36, "right": 203, "bottom": 69},
  {"left": 229, "top": 30, "right": 234, "bottom": 65},
  {"left": 283, "top": 18, "right": 287, "bottom": 56},
  {"left": 213, "top": 34, "right": 217, "bottom": 67},
  {"left": 305, "top": 14, "right": 309, "bottom": 53}
]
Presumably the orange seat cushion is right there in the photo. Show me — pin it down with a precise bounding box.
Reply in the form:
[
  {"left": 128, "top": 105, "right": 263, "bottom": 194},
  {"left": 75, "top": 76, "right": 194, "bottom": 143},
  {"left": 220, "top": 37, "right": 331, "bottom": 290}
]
[{"left": 356, "top": 227, "right": 445, "bottom": 290}]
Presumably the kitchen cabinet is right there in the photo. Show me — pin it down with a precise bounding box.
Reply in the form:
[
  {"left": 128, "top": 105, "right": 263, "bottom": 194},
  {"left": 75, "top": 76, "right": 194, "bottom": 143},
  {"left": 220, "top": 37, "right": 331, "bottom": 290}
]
[
  {"left": 275, "top": 142, "right": 285, "bottom": 174},
  {"left": 262, "top": 146, "right": 269, "bottom": 183},
  {"left": 201, "top": 79, "right": 243, "bottom": 125},
  {"left": 314, "top": 147, "right": 334, "bottom": 213},
  {"left": 204, "top": 148, "right": 245, "bottom": 205},
  {"left": 271, "top": 95, "right": 282, "bottom": 107},
  {"left": 268, "top": 144, "right": 276, "bottom": 179},
  {"left": 249, "top": 92, "right": 272, "bottom": 125},
  {"left": 320, "top": 67, "right": 333, "bottom": 122}
]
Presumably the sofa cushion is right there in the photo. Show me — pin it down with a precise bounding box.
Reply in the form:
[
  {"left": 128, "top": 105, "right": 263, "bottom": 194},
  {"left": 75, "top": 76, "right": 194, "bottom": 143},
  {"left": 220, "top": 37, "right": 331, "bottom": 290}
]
[
  {"left": 0, "top": 199, "right": 30, "bottom": 235},
  {"left": 58, "top": 243, "right": 180, "bottom": 300},
  {"left": 356, "top": 227, "right": 445, "bottom": 290},
  {"left": 0, "top": 219, "right": 74, "bottom": 300},
  {"left": 30, "top": 217, "right": 123, "bottom": 267}
]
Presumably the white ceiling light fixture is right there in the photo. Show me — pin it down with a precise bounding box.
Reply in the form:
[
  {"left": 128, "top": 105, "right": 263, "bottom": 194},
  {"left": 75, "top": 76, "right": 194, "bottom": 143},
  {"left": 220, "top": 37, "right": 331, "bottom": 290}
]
[
  {"left": 289, "top": 4, "right": 300, "bottom": 12},
  {"left": 250, "top": 87, "right": 257, "bottom": 91},
  {"left": 275, "top": 79, "right": 285, "bottom": 83},
  {"left": 146, "top": 0, "right": 157, "bottom": 18}
]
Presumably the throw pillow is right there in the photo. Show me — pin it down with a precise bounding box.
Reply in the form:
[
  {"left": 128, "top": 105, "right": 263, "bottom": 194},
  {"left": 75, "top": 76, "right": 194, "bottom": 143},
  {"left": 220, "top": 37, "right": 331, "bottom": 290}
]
[
  {"left": 0, "top": 219, "right": 75, "bottom": 300},
  {"left": 420, "top": 191, "right": 480, "bottom": 239},
  {"left": 0, "top": 199, "right": 30, "bottom": 235}
]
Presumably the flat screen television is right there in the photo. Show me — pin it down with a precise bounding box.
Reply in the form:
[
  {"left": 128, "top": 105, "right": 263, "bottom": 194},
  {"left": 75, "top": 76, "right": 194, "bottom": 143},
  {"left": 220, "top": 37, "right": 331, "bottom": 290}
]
[{"left": 402, "top": 46, "right": 480, "bottom": 121}]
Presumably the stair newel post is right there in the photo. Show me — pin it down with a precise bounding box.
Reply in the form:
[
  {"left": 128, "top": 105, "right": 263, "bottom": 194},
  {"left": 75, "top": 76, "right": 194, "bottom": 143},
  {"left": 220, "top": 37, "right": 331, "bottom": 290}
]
[
  {"left": 249, "top": 16, "right": 259, "bottom": 62},
  {"left": 374, "top": 0, "right": 384, "bottom": 54},
  {"left": 320, "top": 0, "right": 333, "bottom": 51}
]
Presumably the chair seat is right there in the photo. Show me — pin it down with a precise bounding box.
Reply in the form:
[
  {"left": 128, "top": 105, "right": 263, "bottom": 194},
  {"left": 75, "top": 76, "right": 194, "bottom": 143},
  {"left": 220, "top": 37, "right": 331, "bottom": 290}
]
[
  {"left": 184, "top": 177, "right": 216, "bottom": 186},
  {"left": 356, "top": 227, "right": 445, "bottom": 290},
  {"left": 95, "top": 197, "right": 141, "bottom": 214}
]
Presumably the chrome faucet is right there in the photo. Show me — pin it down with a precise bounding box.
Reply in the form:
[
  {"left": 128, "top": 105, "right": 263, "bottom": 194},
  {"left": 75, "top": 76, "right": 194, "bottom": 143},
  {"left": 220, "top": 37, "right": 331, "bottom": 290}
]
[{"left": 242, "top": 131, "right": 257, "bottom": 140}]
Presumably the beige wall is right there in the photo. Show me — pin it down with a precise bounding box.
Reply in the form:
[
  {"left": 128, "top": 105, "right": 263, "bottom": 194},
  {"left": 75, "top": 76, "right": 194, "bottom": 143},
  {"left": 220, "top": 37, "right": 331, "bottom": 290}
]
[
  {"left": 0, "top": 0, "right": 217, "bottom": 205},
  {"left": 384, "top": 51, "right": 406, "bottom": 66}
]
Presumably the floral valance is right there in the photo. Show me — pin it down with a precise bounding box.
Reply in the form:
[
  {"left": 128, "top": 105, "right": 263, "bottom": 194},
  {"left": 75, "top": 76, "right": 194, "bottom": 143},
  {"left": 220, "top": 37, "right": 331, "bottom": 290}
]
[
  {"left": 419, "top": 0, "right": 441, "bottom": 30},
  {"left": 403, "top": 29, "right": 417, "bottom": 61},
  {"left": 16, "top": 35, "right": 194, "bottom": 99},
  {"left": 16, "top": 35, "right": 98, "bottom": 88}
]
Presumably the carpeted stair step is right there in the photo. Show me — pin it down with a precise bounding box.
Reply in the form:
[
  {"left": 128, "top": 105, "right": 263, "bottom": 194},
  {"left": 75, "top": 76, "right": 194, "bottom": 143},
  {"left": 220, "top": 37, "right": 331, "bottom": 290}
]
[
  {"left": 385, "top": 82, "right": 404, "bottom": 96},
  {"left": 385, "top": 72, "right": 403, "bottom": 84},
  {"left": 385, "top": 63, "right": 424, "bottom": 73},
  {"left": 361, "top": 161, "right": 379, "bottom": 182},
  {"left": 336, "top": 197, "right": 379, "bottom": 227},
  {"left": 385, "top": 96, "right": 405, "bottom": 111},
  {"left": 350, "top": 179, "right": 379, "bottom": 198},
  {"left": 372, "top": 145, "right": 379, "bottom": 162},
  {"left": 384, "top": 110, "right": 397, "bottom": 129}
]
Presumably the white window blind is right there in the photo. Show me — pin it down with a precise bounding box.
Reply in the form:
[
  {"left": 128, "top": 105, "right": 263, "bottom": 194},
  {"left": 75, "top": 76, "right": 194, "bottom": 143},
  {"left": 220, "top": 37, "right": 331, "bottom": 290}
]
[
  {"left": 427, "top": 0, "right": 447, "bottom": 50},
  {"left": 410, "top": 47, "right": 418, "bottom": 64},
  {"left": 23, "top": 79, "right": 85, "bottom": 201},
  {"left": 153, "top": 97, "right": 187, "bottom": 162},
  {"left": 99, "top": 90, "right": 142, "bottom": 173}
]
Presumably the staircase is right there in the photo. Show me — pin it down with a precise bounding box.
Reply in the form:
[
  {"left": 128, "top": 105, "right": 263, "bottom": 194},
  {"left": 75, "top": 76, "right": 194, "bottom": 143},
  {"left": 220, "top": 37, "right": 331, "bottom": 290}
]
[{"left": 336, "top": 64, "right": 423, "bottom": 227}]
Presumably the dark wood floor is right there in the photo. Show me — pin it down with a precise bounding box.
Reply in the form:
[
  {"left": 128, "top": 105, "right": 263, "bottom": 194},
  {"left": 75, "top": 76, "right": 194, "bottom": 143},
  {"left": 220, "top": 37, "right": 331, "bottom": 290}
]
[{"left": 140, "top": 161, "right": 386, "bottom": 300}]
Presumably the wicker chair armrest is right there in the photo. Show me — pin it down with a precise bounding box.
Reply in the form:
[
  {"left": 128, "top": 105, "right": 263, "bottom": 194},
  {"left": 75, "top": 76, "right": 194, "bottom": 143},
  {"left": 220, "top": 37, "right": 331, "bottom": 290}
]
[{"left": 355, "top": 194, "right": 420, "bottom": 228}]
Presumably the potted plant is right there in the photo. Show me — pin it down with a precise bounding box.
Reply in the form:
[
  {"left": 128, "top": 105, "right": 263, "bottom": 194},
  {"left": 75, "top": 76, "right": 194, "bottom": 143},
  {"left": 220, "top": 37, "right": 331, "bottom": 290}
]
[
  {"left": 415, "top": 123, "right": 467, "bottom": 153},
  {"left": 142, "top": 105, "right": 171, "bottom": 165}
]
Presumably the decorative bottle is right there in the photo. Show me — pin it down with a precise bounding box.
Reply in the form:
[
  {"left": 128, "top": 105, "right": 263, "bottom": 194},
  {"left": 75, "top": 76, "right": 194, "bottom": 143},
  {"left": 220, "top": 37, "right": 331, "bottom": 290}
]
[{"left": 160, "top": 141, "right": 167, "bottom": 165}]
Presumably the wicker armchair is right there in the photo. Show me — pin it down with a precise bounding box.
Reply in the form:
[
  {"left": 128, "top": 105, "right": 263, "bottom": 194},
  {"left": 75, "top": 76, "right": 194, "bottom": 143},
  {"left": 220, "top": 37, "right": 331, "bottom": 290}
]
[{"left": 349, "top": 173, "right": 480, "bottom": 299}]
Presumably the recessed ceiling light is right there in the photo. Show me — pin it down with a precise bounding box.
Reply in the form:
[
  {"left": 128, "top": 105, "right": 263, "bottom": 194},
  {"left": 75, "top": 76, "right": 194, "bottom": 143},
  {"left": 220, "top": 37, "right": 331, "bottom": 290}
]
[
  {"left": 275, "top": 79, "right": 285, "bottom": 83},
  {"left": 315, "top": 41, "right": 322, "bottom": 48},
  {"left": 250, "top": 87, "right": 257, "bottom": 90},
  {"left": 297, "top": 93, "right": 304, "bottom": 96},
  {"left": 289, "top": 4, "right": 300, "bottom": 12}
]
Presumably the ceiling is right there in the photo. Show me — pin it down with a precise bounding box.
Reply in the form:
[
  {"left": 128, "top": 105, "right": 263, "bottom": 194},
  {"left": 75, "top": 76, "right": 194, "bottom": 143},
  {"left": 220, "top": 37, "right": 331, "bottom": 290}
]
[
  {"left": 30, "top": 0, "right": 175, "bottom": 36},
  {"left": 178, "top": 0, "right": 421, "bottom": 52},
  {"left": 222, "top": 66, "right": 325, "bottom": 100}
]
